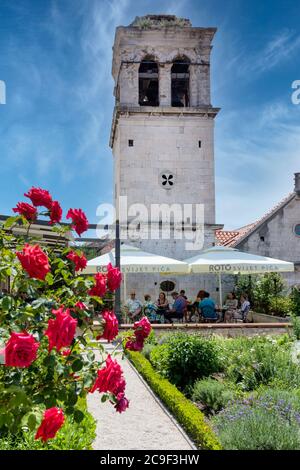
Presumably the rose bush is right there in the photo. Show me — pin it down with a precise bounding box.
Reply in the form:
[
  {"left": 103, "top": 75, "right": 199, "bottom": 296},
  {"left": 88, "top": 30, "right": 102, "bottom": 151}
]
[{"left": 0, "top": 187, "right": 151, "bottom": 447}]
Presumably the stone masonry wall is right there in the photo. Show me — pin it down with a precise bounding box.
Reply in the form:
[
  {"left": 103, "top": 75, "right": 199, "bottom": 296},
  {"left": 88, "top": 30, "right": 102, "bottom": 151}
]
[{"left": 237, "top": 195, "right": 300, "bottom": 287}]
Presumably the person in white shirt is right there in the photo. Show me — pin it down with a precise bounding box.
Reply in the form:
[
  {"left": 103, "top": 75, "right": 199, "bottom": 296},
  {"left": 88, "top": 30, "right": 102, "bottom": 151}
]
[{"left": 125, "top": 291, "right": 143, "bottom": 321}]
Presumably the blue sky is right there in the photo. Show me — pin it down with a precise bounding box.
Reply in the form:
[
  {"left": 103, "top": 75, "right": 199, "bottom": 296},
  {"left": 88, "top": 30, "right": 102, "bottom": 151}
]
[{"left": 0, "top": 0, "right": 300, "bottom": 231}]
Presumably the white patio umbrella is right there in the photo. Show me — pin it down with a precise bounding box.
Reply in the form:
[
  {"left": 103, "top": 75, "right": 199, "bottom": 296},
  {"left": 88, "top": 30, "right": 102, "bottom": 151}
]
[
  {"left": 84, "top": 244, "right": 189, "bottom": 301},
  {"left": 185, "top": 246, "right": 294, "bottom": 305}
]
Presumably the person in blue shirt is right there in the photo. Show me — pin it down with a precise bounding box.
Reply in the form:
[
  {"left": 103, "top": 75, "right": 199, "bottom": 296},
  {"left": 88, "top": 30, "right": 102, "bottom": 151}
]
[
  {"left": 164, "top": 292, "right": 186, "bottom": 323},
  {"left": 199, "top": 292, "right": 218, "bottom": 321}
]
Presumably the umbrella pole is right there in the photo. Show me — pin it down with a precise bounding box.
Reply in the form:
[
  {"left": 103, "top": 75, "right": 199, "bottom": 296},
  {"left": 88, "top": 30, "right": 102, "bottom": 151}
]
[
  {"left": 123, "top": 273, "right": 127, "bottom": 304},
  {"left": 218, "top": 273, "right": 223, "bottom": 307},
  {"left": 115, "top": 219, "right": 121, "bottom": 324}
]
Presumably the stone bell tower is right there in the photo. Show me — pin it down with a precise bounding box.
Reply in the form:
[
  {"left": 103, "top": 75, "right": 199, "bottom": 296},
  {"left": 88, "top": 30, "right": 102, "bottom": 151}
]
[{"left": 110, "top": 15, "right": 222, "bottom": 297}]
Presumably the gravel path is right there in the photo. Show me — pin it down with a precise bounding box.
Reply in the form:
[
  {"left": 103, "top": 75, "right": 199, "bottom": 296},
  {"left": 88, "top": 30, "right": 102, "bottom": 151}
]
[{"left": 87, "top": 345, "right": 194, "bottom": 450}]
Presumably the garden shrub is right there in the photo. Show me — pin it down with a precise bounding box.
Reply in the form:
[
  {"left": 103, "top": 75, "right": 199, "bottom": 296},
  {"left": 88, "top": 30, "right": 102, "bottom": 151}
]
[
  {"left": 149, "top": 343, "right": 170, "bottom": 377},
  {"left": 212, "top": 389, "right": 300, "bottom": 450},
  {"left": 192, "top": 378, "right": 233, "bottom": 415},
  {"left": 217, "top": 335, "right": 298, "bottom": 391},
  {"left": 0, "top": 187, "right": 142, "bottom": 446},
  {"left": 127, "top": 350, "right": 222, "bottom": 450},
  {"left": 291, "top": 315, "right": 300, "bottom": 340},
  {"left": 290, "top": 287, "right": 300, "bottom": 316},
  {"left": 150, "top": 333, "right": 221, "bottom": 391},
  {"left": 235, "top": 273, "right": 289, "bottom": 314},
  {"left": 269, "top": 296, "right": 293, "bottom": 317},
  {"left": 142, "top": 343, "right": 156, "bottom": 360},
  {"left": 144, "top": 330, "right": 158, "bottom": 346}
]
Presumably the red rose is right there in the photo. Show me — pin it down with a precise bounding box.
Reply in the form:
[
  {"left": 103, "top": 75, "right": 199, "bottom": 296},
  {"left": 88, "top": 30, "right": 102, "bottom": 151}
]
[
  {"left": 88, "top": 272, "right": 107, "bottom": 297},
  {"left": 1, "top": 331, "right": 39, "bottom": 367},
  {"left": 133, "top": 316, "right": 152, "bottom": 339},
  {"left": 62, "top": 349, "right": 71, "bottom": 356},
  {"left": 66, "top": 208, "right": 88, "bottom": 236},
  {"left": 16, "top": 244, "right": 50, "bottom": 281},
  {"left": 49, "top": 200, "right": 62, "bottom": 225},
  {"left": 75, "top": 301, "right": 87, "bottom": 310},
  {"left": 115, "top": 394, "right": 129, "bottom": 413},
  {"left": 35, "top": 407, "right": 64, "bottom": 442},
  {"left": 13, "top": 202, "right": 37, "bottom": 222},
  {"left": 125, "top": 336, "right": 144, "bottom": 352},
  {"left": 125, "top": 317, "right": 151, "bottom": 352},
  {"left": 24, "top": 187, "right": 53, "bottom": 210},
  {"left": 96, "top": 310, "right": 118, "bottom": 342},
  {"left": 45, "top": 306, "right": 77, "bottom": 352},
  {"left": 106, "top": 263, "right": 122, "bottom": 291},
  {"left": 90, "top": 355, "right": 125, "bottom": 395},
  {"left": 113, "top": 377, "right": 126, "bottom": 397},
  {"left": 67, "top": 250, "right": 87, "bottom": 272}
]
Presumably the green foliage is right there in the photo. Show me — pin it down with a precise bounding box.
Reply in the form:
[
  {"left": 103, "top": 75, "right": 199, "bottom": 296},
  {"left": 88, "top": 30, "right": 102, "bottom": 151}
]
[
  {"left": 234, "top": 274, "right": 258, "bottom": 304},
  {"left": 127, "top": 350, "right": 222, "bottom": 450},
  {"left": 141, "top": 343, "right": 156, "bottom": 361},
  {"left": 212, "top": 389, "right": 300, "bottom": 450},
  {"left": 132, "top": 16, "right": 188, "bottom": 29},
  {"left": 235, "top": 273, "right": 288, "bottom": 314},
  {"left": 192, "top": 378, "right": 233, "bottom": 415},
  {"left": 268, "top": 296, "right": 293, "bottom": 317},
  {"left": 141, "top": 331, "right": 158, "bottom": 359},
  {"left": 291, "top": 315, "right": 300, "bottom": 340},
  {"left": 217, "top": 335, "right": 300, "bottom": 391},
  {"left": 253, "top": 273, "right": 286, "bottom": 310},
  {"left": 290, "top": 287, "right": 300, "bottom": 316},
  {"left": 150, "top": 333, "right": 221, "bottom": 390},
  {"left": 144, "top": 329, "right": 158, "bottom": 346},
  {"left": 149, "top": 343, "right": 170, "bottom": 377}
]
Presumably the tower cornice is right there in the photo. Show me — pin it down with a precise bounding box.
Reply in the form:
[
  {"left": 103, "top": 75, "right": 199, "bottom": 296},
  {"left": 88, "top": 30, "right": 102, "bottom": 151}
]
[{"left": 109, "top": 105, "right": 220, "bottom": 148}]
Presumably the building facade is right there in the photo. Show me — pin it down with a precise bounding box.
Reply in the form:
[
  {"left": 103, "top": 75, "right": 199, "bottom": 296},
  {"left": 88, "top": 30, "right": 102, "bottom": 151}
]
[
  {"left": 216, "top": 173, "right": 300, "bottom": 288},
  {"left": 110, "top": 15, "right": 222, "bottom": 300}
]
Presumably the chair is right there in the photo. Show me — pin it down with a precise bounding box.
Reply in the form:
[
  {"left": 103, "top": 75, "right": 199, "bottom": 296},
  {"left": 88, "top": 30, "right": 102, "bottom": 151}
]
[{"left": 233, "top": 305, "right": 251, "bottom": 323}]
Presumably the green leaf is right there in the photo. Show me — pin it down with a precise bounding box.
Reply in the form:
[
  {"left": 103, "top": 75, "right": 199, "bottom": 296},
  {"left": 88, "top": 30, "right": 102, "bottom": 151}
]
[
  {"left": 73, "top": 409, "right": 85, "bottom": 423},
  {"left": 67, "top": 390, "right": 78, "bottom": 406},
  {"left": 57, "top": 388, "right": 67, "bottom": 402},
  {"left": 77, "top": 336, "right": 87, "bottom": 347},
  {"left": 83, "top": 375, "right": 94, "bottom": 389},
  {"left": 43, "top": 354, "right": 56, "bottom": 368},
  {"left": 0, "top": 412, "right": 14, "bottom": 428},
  {"left": 1, "top": 296, "right": 14, "bottom": 311},
  {"left": 27, "top": 413, "right": 37, "bottom": 431},
  {"left": 65, "top": 406, "right": 74, "bottom": 415},
  {"left": 72, "top": 359, "right": 84, "bottom": 372},
  {"left": 45, "top": 272, "right": 54, "bottom": 285},
  {"left": 3, "top": 216, "right": 20, "bottom": 229}
]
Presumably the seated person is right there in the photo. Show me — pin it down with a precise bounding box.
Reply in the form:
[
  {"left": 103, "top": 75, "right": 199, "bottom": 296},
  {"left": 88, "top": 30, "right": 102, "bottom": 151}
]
[
  {"left": 143, "top": 294, "right": 160, "bottom": 323},
  {"left": 239, "top": 294, "right": 251, "bottom": 322},
  {"left": 155, "top": 292, "right": 169, "bottom": 322},
  {"left": 180, "top": 289, "right": 188, "bottom": 301},
  {"left": 180, "top": 289, "right": 189, "bottom": 322},
  {"left": 164, "top": 292, "right": 186, "bottom": 323},
  {"left": 189, "top": 290, "right": 206, "bottom": 322},
  {"left": 124, "top": 291, "right": 142, "bottom": 321},
  {"left": 199, "top": 292, "right": 218, "bottom": 321},
  {"left": 223, "top": 292, "right": 238, "bottom": 322}
]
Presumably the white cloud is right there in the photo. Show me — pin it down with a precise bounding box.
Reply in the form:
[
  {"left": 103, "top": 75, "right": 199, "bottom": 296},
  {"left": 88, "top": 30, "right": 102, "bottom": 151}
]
[
  {"left": 238, "top": 29, "right": 300, "bottom": 77},
  {"left": 216, "top": 99, "right": 300, "bottom": 229}
]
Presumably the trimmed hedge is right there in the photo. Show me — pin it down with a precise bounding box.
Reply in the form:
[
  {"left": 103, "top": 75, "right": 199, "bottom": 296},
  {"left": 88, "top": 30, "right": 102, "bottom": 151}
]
[{"left": 127, "top": 350, "right": 222, "bottom": 450}]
